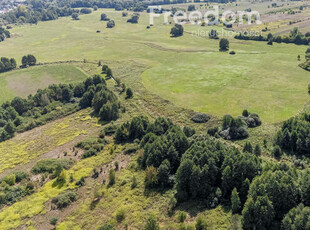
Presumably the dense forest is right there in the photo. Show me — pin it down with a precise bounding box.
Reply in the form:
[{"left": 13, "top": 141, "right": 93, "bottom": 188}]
[{"left": 112, "top": 115, "right": 310, "bottom": 229}]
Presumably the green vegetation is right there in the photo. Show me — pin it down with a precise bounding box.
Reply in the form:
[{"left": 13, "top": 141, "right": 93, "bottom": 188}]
[
  {"left": 170, "top": 24, "right": 184, "bottom": 37},
  {"left": 219, "top": 38, "right": 229, "bottom": 51},
  {"left": 0, "top": 10, "right": 308, "bottom": 122},
  {"left": 31, "top": 158, "right": 74, "bottom": 174},
  {"left": 0, "top": 74, "right": 119, "bottom": 142},
  {"left": 0, "top": 64, "right": 88, "bottom": 104},
  {"left": 0, "top": 2, "right": 310, "bottom": 229},
  {"left": 275, "top": 112, "right": 310, "bottom": 155},
  {"left": 21, "top": 54, "right": 36, "bottom": 67},
  {"left": 52, "top": 190, "right": 77, "bottom": 209},
  {"left": 0, "top": 27, "right": 10, "bottom": 42},
  {"left": 107, "top": 20, "right": 115, "bottom": 28},
  {"left": 0, "top": 57, "right": 16, "bottom": 73},
  {"left": 0, "top": 110, "right": 88, "bottom": 173}
]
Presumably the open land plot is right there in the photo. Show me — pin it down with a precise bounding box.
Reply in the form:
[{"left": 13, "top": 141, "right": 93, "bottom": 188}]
[
  {"left": 0, "top": 64, "right": 89, "bottom": 104},
  {"left": 0, "top": 9, "right": 309, "bottom": 123}
]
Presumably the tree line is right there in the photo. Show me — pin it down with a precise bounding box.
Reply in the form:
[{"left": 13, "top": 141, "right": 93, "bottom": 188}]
[
  {"left": 1, "top": 2, "right": 80, "bottom": 25},
  {"left": 235, "top": 27, "right": 310, "bottom": 46},
  {"left": 275, "top": 112, "right": 310, "bottom": 156},
  {"left": 0, "top": 74, "right": 120, "bottom": 142},
  {"left": 0, "top": 54, "right": 36, "bottom": 73}
]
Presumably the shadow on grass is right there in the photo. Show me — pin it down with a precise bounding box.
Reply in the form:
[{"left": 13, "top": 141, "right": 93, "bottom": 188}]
[
  {"left": 52, "top": 179, "right": 66, "bottom": 188},
  {"left": 174, "top": 199, "right": 231, "bottom": 218}
]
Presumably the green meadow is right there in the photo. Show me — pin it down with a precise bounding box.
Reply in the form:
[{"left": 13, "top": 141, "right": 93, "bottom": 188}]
[
  {"left": 0, "top": 9, "right": 309, "bottom": 122},
  {"left": 0, "top": 64, "right": 88, "bottom": 103}
]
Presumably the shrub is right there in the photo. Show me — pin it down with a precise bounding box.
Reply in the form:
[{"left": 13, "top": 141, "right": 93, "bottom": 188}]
[
  {"left": 50, "top": 217, "right": 58, "bottom": 226},
  {"left": 183, "top": 126, "right": 195, "bottom": 137},
  {"left": 55, "top": 170, "right": 67, "bottom": 185},
  {"left": 229, "top": 51, "right": 236, "bottom": 55},
  {"left": 219, "top": 38, "right": 229, "bottom": 51},
  {"left": 145, "top": 166, "right": 158, "bottom": 188},
  {"left": 108, "top": 169, "right": 116, "bottom": 186},
  {"left": 195, "top": 216, "right": 207, "bottom": 230},
  {"left": 207, "top": 127, "right": 219, "bottom": 136},
  {"left": 26, "top": 182, "right": 35, "bottom": 191},
  {"left": 127, "top": 14, "right": 139, "bottom": 23},
  {"left": 104, "top": 125, "right": 118, "bottom": 136},
  {"left": 116, "top": 208, "right": 126, "bottom": 222},
  {"left": 242, "top": 109, "right": 249, "bottom": 117},
  {"left": 243, "top": 142, "right": 253, "bottom": 153},
  {"left": 2, "top": 174, "right": 16, "bottom": 186},
  {"left": 114, "top": 161, "right": 119, "bottom": 170},
  {"left": 131, "top": 176, "right": 138, "bottom": 189},
  {"left": 191, "top": 113, "right": 210, "bottom": 123},
  {"left": 31, "top": 159, "right": 74, "bottom": 174},
  {"left": 144, "top": 214, "right": 160, "bottom": 230},
  {"left": 107, "top": 20, "right": 115, "bottom": 28},
  {"left": 220, "top": 115, "right": 249, "bottom": 140},
  {"left": 126, "top": 88, "right": 133, "bottom": 99},
  {"left": 240, "top": 113, "right": 262, "bottom": 128},
  {"left": 100, "top": 13, "right": 109, "bottom": 21},
  {"left": 82, "top": 148, "right": 97, "bottom": 159},
  {"left": 72, "top": 13, "right": 79, "bottom": 20},
  {"left": 254, "top": 144, "right": 261, "bottom": 156},
  {"left": 75, "top": 177, "right": 85, "bottom": 187},
  {"left": 178, "top": 211, "right": 187, "bottom": 223},
  {"left": 2, "top": 171, "right": 28, "bottom": 184},
  {"left": 52, "top": 191, "right": 77, "bottom": 209},
  {"left": 124, "top": 145, "right": 138, "bottom": 154},
  {"left": 99, "top": 129, "right": 106, "bottom": 138},
  {"left": 80, "top": 8, "right": 92, "bottom": 14},
  {"left": 272, "top": 145, "right": 282, "bottom": 158},
  {"left": 22, "top": 54, "right": 37, "bottom": 67},
  {"left": 170, "top": 24, "right": 184, "bottom": 37}
]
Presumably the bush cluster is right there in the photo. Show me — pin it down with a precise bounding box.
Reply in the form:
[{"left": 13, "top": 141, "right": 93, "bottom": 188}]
[
  {"left": 31, "top": 159, "right": 74, "bottom": 174},
  {"left": 75, "top": 137, "right": 105, "bottom": 159},
  {"left": 0, "top": 74, "right": 119, "bottom": 143},
  {"left": 0, "top": 27, "right": 10, "bottom": 42},
  {"left": 52, "top": 190, "right": 77, "bottom": 209},
  {"left": 0, "top": 57, "right": 16, "bottom": 73},
  {"left": 190, "top": 113, "right": 210, "bottom": 123}
]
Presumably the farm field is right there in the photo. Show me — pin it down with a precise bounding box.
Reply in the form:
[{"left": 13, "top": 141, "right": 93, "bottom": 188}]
[{"left": 0, "top": 9, "right": 309, "bottom": 123}]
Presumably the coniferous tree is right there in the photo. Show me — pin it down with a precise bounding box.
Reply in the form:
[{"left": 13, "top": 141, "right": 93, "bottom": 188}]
[{"left": 231, "top": 187, "right": 241, "bottom": 214}]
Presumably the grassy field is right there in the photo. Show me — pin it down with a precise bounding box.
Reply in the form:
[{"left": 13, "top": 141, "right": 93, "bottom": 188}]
[
  {"left": 0, "top": 109, "right": 99, "bottom": 174},
  {"left": 0, "top": 64, "right": 89, "bottom": 103},
  {"left": 0, "top": 9, "right": 308, "bottom": 123}
]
